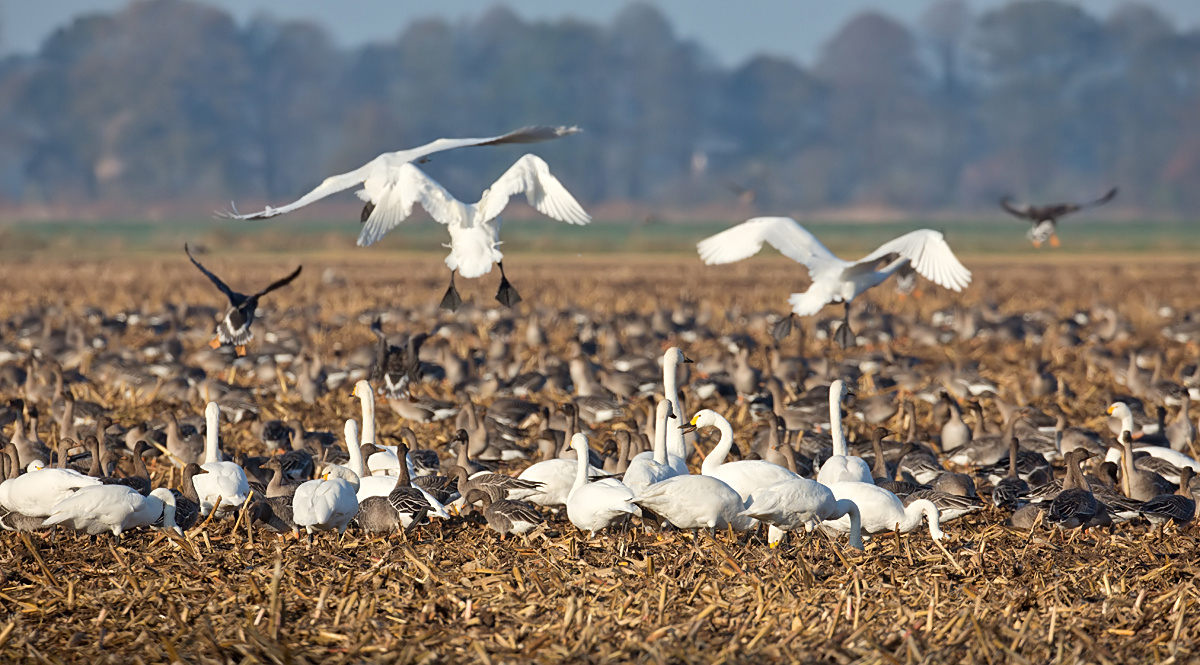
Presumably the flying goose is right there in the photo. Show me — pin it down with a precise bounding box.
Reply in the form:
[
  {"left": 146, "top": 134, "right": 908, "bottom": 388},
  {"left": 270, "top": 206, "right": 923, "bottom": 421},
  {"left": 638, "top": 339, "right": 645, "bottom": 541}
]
[
  {"left": 697, "top": 218, "right": 970, "bottom": 347},
  {"left": 353, "top": 153, "right": 590, "bottom": 310},
  {"left": 184, "top": 244, "right": 302, "bottom": 355},
  {"left": 999, "top": 186, "right": 1117, "bottom": 247}
]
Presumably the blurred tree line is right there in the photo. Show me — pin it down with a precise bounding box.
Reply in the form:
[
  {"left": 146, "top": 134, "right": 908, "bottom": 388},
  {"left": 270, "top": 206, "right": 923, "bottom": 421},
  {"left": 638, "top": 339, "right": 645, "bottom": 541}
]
[{"left": 0, "top": 0, "right": 1197, "bottom": 216}]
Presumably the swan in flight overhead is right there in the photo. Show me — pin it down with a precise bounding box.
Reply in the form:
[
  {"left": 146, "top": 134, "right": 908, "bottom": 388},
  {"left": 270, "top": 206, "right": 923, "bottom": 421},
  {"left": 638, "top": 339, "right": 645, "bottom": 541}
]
[
  {"left": 219, "top": 125, "right": 579, "bottom": 220},
  {"left": 697, "top": 217, "right": 971, "bottom": 347},
  {"left": 354, "top": 153, "right": 590, "bottom": 310},
  {"left": 1000, "top": 186, "right": 1117, "bottom": 247}
]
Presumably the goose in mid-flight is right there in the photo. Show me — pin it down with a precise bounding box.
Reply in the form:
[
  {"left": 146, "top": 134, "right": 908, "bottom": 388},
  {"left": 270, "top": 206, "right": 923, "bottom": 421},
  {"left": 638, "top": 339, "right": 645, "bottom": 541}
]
[
  {"left": 185, "top": 244, "right": 302, "bottom": 355},
  {"left": 355, "top": 153, "right": 590, "bottom": 310},
  {"left": 219, "top": 125, "right": 579, "bottom": 221},
  {"left": 1000, "top": 186, "right": 1117, "bottom": 247},
  {"left": 697, "top": 217, "right": 971, "bottom": 347}
]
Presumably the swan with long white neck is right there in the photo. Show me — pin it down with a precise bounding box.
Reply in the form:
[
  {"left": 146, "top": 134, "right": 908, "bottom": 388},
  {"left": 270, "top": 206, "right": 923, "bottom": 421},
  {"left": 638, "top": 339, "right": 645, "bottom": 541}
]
[
  {"left": 824, "top": 481, "right": 944, "bottom": 540},
  {"left": 741, "top": 479, "right": 864, "bottom": 549},
  {"left": 1106, "top": 402, "right": 1200, "bottom": 473},
  {"left": 635, "top": 348, "right": 692, "bottom": 475},
  {"left": 623, "top": 400, "right": 684, "bottom": 492},
  {"left": 816, "top": 380, "right": 873, "bottom": 485},
  {"left": 192, "top": 402, "right": 249, "bottom": 516},
  {"left": 686, "top": 409, "right": 797, "bottom": 500},
  {"left": 566, "top": 433, "right": 638, "bottom": 535}
]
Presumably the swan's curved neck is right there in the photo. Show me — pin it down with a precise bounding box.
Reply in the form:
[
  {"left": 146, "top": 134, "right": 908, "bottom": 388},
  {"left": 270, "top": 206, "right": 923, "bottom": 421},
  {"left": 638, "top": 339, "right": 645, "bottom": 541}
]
[
  {"left": 700, "top": 416, "right": 735, "bottom": 475},
  {"left": 904, "top": 499, "right": 943, "bottom": 539},
  {"left": 359, "top": 390, "right": 376, "bottom": 445},
  {"left": 830, "top": 387, "right": 847, "bottom": 457},
  {"left": 833, "top": 498, "right": 863, "bottom": 550},
  {"left": 204, "top": 409, "right": 220, "bottom": 464},
  {"left": 1120, "top": 411, "right": 1133, "bottom": 437}
]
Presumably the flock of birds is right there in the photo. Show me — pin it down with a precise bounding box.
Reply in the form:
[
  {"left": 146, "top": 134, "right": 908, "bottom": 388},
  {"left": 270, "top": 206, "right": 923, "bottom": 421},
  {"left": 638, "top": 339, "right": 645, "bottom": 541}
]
[{"left": 1, "top": 124, "right": 1172, "bottom": 556}]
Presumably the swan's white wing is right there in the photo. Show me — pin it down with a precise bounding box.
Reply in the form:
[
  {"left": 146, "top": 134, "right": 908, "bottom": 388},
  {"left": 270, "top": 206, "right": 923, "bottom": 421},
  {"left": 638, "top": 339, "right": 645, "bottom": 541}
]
[
  {"left": 853, "top": 229, "right": 972, "bottom": 292},
  {"left": 219, "top": 165, "right": 371, "bottom": 219},
  {"left": 356, "top": 163, "right": 463, "bottom": 247},
  {"left": 219, "top": 126, "right": 580, "bottom": 220},
  {"left": 697, "top": 217, "right": 841, "bottom": 272},
  {"left": 478, "top": 154, "right": 591, "bottom": 225},
  {"left": 395, "top": 125, "right": 582, "bottom": 163}
]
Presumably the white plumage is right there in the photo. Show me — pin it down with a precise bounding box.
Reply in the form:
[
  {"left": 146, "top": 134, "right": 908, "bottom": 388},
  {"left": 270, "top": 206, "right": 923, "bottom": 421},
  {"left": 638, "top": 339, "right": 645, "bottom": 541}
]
[
  {"left": 220, "top": 126, "right": 580, "bottom": 221},
  {"left": 0, "top": 467, "right": 100, "bottom": 517},
  {"left": 566, "top": 433, "right": 638, "bottom": 535},
  {"left": 43, "top": 486, "right": 177, "bottom": 537},
  {"left": 632, "top": 475, "right": 753, "bottom": 531},
  {"left": 691, "top": 409, "right": 798, "bottom": 500},
  {"left": 697, "top": 217, "right": 970, "bottom": 317},
  {"left": 356, "top": 153, "right": 590, "bottom": 279},
  {"left": 816, "top": 380, "right": 874, "bottom": 486},
  {"left": 741, "top": 479, "right": 864, "bottom": 549},
  {"left": 825, "top": 482, "right": 944, "bottom": 541},
  {"left": 293, "top": 476, "right": 359, "bottom": 536},
  {"left": 192, "top": 402, "right": 250, "bottom": 516},
  {"left": 623, "top": 399, "right": 684, "bottom": 493}
]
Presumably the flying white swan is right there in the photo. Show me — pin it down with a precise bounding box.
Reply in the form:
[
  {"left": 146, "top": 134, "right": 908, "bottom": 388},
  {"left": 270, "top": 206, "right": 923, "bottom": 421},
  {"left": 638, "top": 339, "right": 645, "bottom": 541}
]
[
  {"left": 350, "top": 153, "right": 590, "bottom": 310},
  {"left": 219, "top": 125, "right": 578, "bottom": 221},
  {"left": 697, "top": 217, "right": 971, "bottom": 347}
]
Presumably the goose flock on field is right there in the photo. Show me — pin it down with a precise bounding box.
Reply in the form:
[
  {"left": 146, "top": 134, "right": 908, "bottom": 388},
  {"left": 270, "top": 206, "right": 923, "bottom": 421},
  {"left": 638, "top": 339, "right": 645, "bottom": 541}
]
[{"left": 0, "top": 125, "right": 1191, "bottom": 559}]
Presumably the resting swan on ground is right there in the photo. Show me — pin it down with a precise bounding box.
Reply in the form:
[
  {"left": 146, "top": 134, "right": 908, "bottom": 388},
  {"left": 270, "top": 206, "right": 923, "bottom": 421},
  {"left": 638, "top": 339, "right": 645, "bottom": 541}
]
[
  {"left": 351, "top": 153, "right": 590, "bottom": 310},
  {"left": 0, "top": 443, "right": 100, "bottom": 517},
  {"left": 43, "top": 486, "right": 179, "bottom": 538},
  {"left": 741, "top": 479, "right": 864, "bottom": 549},
  {"left": 631, "top": 473, "right": 753, "bottom": 532},
  {"left": 697, "top": 217, "right": 971, "bottom": 347},
  {"left": 815, "top": 380, "right": 873, "bottom": 485},
  {"left": 685, "top": 409, "right": 797, "bottom": 500}
]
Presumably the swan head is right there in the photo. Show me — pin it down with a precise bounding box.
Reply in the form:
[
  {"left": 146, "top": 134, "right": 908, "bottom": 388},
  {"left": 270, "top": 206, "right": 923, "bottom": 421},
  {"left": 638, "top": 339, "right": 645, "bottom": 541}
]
[
  {"left": 1106, "top": 402, "right": 1132, "bottom": 420},
  {"left": 665, "top": 347, "right": 693, "bottom": 365},
  {"left": 205, "top": 401, "right": 220, "bottom": 424},
  {"left": 684, "top": 409, "right": 722, "bottom": 433},
  {"left": 352, "top": 379, "right": 372, "bottom": 399},
  {"left": 26, "top": 460, "right": 45, "bottom": 472},
  {"left": 655, "top": 399, "right": 675, "bottom": 423},
  {"left": 570, "top": 432, "right": 589, "bottom": 453}
]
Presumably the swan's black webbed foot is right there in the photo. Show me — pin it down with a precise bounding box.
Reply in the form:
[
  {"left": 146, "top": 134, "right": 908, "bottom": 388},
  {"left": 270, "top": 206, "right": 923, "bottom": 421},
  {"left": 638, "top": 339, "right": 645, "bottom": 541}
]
[
  {"left": 440, "top": 271, "right": 463, "bottom": 311},
  {"left": 834, "top": 302, "right": 855, "bottom": 348},
  {"left": 495, "top": 262, "right": 522, "bottom": 308}
]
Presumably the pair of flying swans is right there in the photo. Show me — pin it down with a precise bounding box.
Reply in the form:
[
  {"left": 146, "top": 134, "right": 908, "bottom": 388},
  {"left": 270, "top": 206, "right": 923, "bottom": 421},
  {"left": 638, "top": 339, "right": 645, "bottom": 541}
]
[
  {"left": 697, "top": 217, "right": 972, "bottom": 347},
  {"left": 221, "top": 125, "right": 589, "bottom": 310}
]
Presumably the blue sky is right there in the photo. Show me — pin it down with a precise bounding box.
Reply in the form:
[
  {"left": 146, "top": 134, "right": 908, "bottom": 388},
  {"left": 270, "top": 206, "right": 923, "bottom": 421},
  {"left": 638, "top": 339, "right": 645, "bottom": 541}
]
[{"left": 4, "top": 0, "right": 1199, "bottom": 66}]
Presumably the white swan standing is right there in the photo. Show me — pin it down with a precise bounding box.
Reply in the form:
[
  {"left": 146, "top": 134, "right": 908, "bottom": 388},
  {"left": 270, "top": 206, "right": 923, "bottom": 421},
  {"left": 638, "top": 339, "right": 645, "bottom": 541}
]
[
  {"left": 816, "top": 380, "right": 873, "bottom": 485},
  {"left": 220, "top": 125, "right": 577, "bottom": 220},
  {"left": 687, "top": 409, "right": 797, "bottom": 500},
  {"left": 825, "top": 481, "right": 944, "bottom": 540},
  {"left": 566, "top": 433, "right": 638, "bottom": 535},
  {"left": 697, "top": 217, "right": 971, "bottom": 347},
  {"left": 741, "top": 479, "right": 864, "bottom": 549},
  {"left": 43, "top": 486, "right": 179, "bottom": 538},
  {"left": 623, "top": 400, "right": 684, "bottom": 493},
  {"left": 352, "top": 153, "right": 591, "bottom": 310},
  {"left": 334, "top": 418, "right": 450, "bottom": 519},
  {"left": 192, "top": 402, "right": 250, "bottom": 516}
]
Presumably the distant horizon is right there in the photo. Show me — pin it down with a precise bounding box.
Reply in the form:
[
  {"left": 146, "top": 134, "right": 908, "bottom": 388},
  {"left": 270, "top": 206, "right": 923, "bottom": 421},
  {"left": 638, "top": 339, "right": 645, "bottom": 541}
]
[{"left": 5, "top": 0, "right": 1200, "bottom": 68}]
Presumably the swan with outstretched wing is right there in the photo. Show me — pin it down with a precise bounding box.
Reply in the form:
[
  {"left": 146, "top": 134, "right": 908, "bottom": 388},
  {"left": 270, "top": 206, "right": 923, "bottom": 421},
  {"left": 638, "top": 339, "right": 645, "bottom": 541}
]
[{"left": 697, "top": 217, "right": 970, "bottom": 347}]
